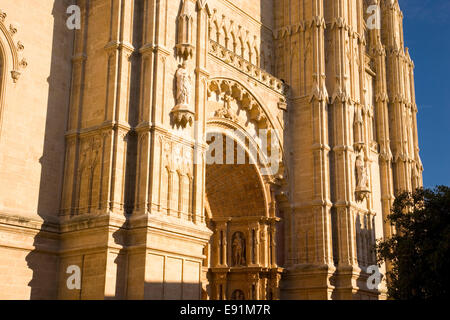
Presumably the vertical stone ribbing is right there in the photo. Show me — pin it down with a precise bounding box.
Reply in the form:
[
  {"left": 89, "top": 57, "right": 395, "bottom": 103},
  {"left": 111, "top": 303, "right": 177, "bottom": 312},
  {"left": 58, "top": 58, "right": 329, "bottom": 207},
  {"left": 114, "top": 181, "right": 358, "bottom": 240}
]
[
  {"left": 193, "top": 1, "right": 210, "bottom": 224},
  {"left": 382, "top": 0, "right": 412, "bottom": 194},
  {"left": 58, "top": 0, "right": 136, "bottom": 299},
  {"left": 135, "top": 0, "right": 171, "bottom": 214},
  {"left": 328, "top": 0, "right": 357, "bottom": 270},
  {"left": 61, "top": 0, "right": 89, "bottom": 216},
  {"left": 275, "top": 0, "right": 334, "bottom": 300},
  {"left": 368, "top": 0, "right": 395, "bottom": 238}
]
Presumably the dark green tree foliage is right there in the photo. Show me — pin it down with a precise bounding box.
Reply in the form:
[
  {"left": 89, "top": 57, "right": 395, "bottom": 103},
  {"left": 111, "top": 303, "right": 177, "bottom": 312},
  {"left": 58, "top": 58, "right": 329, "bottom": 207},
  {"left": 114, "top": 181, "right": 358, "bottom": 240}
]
[{"left": 377, "top": 186, "right": 450, "bottom": 299}]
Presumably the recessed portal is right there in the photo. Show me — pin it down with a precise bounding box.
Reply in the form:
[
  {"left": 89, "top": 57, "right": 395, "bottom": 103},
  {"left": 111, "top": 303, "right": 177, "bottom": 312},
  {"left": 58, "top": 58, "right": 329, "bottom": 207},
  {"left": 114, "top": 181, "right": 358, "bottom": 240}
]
[{"left": 203, "top": 132, "right": 281, "bottom": 300}]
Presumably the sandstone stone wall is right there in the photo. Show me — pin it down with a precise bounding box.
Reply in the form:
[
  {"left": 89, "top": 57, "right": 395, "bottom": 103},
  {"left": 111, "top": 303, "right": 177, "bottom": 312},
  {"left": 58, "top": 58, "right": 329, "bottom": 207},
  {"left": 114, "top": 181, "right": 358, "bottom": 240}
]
[
  {"left": 0, "top": 0, "right": 73, "bottom": 299},
  {"left": 0, "top": 0, "right": 422, "bottom": 300}
]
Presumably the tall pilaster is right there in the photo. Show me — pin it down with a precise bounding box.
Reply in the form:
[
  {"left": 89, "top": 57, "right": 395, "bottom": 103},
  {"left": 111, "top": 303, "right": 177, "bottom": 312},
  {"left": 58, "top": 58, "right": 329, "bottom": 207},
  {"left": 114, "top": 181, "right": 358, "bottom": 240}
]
[
  {"left": 405, "top": 48, "right": 423, "bottom": 190},
  {"left": 134, "top": 0, "right": 172, "bottom": 215},
  {"left": 193, "top": 0, "right": 210, "bottom": 224},
  {"left": 326, "top": 0, "right": 361, "bottom": 299},
  {"left": 368, "top": 0, "right": 395, "bottom": 238},
  {"left": 275, "top": 0, "right": 334, "bottom": 300},
  {"left": 59, "top": 0, "right": 135, "bottom": 299},
  {"left": 382, "top": 0, "right": 414, "bottom": 194},
  {"left": 127, "top": 0, "right": 211, "bottom": 300}
]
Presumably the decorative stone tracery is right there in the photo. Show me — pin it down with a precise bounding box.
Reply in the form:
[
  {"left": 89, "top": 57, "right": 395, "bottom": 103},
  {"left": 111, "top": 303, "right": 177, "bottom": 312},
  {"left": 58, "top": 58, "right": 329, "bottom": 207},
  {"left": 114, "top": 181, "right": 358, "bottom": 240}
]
[{"left": 207, "top": 78, "right": 272, "bottom": 129}]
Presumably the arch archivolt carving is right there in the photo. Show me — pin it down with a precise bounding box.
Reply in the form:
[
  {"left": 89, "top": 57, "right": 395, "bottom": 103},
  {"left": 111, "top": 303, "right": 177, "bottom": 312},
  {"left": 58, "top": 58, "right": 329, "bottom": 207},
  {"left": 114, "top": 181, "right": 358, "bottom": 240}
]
[
  {"left": 0, "top": 9, "right": 27, "bottom": 137},
  {"left": 204, "top": 77, "right": 286, "bottom": 300},
  {"left": 207, "top": 78, "right": 276, "bottom": 131},
  {"left": 206, "top": 77, "right": 287, "bottom": 181},
  {"left": 205, "top": 77, "right": 290, "bottom": 221},
  {"left": 0, "top": 10, "right": 27, "bottom": 83},
  {"left": 205, "top": 121, "right": 271, "bottom": 215}
]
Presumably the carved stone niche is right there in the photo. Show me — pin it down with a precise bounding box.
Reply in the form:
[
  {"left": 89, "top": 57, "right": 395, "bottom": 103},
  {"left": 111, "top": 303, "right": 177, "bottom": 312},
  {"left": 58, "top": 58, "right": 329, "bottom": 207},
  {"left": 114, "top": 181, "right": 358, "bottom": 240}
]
[
  {"left": 231, "top": 231, "right": 246, "bottom": 267},
  {"left": 176, "top": 0, "right": 195, "bottom": 60}
]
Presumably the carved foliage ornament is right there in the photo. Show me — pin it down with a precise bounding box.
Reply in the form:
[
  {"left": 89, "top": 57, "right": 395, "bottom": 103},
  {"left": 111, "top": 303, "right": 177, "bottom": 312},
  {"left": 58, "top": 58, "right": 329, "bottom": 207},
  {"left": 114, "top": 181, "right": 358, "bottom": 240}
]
[
  {"left": 0, "top": 10, "right": 27, "bottom": 83},
  {"left": 208, "top": 79, "right": 272, "bottom": 129}
]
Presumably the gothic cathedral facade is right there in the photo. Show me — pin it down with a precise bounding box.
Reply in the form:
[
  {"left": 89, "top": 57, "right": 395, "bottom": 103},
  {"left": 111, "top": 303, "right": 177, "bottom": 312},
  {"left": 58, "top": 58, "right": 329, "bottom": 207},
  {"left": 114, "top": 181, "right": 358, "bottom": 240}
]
[{"left": 0, "top": 0, "right": 422, "bottom": 300}]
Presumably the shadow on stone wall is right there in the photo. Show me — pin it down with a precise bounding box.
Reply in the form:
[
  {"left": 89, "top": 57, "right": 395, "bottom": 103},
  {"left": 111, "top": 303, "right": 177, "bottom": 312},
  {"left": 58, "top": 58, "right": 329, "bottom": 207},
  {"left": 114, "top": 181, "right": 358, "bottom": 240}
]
[{"left": 26, "top": 0, "right": 74, "bottom": 300}]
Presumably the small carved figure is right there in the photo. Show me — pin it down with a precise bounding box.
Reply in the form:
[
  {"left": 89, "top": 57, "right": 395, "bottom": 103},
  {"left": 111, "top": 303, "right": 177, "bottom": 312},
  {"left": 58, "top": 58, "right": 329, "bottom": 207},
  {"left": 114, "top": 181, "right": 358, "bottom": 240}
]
[
  {"left": 215, "top": 93, "right": 237, "bottom": 121},
  {"left": 356, "top": 154, "right": 369, "bottom": 190},
  {"left": 232, "top": 232, "right": 245, "bottom": 266},
  {"left": 176, "top": 60, "right": 191, "bottom": 107},
  {"left": 355, "top": 105, "right": 363, "bottom": 125}
]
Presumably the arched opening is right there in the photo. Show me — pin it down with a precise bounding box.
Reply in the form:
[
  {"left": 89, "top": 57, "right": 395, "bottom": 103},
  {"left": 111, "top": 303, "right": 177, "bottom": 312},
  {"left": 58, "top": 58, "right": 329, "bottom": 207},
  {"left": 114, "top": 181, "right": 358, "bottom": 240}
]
[
  {"left": 202, "top": 77, "right": 287, "bottom": 300},
  {"left": 203, "top": 131, "right": 281, "bottom": 300}
]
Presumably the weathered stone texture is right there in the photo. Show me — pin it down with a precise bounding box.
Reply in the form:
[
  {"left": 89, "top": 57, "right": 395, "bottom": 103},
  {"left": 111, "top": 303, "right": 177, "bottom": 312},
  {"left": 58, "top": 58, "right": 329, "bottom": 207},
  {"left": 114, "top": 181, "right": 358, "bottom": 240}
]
[{"left": 0, "top": 0, "right": 422, "bottom": 300}]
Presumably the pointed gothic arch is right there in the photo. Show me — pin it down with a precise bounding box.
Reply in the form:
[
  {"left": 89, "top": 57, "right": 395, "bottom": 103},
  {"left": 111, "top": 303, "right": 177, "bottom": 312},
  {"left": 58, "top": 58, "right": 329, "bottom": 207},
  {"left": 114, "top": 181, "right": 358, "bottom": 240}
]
[
  {"left": 0, "top": 10, "right": 27, "bottom": 137},
  {"left": 0, "top": 11, "right": 25, "bottom": 83},
  {"left": 203, "top": 77, "right": 287, "bottom": 300}
]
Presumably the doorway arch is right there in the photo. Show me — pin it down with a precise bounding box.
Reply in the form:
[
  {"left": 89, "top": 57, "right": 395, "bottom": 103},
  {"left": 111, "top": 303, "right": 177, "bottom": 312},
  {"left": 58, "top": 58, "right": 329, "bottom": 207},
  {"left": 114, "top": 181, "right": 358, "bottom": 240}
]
[{"left": 203, "top": 77, "right": 286, "bottom": 300}]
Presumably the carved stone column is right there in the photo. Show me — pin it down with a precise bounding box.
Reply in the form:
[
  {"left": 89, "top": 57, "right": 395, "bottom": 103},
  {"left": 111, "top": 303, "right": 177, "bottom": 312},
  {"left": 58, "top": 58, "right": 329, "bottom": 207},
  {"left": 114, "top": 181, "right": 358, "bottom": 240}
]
[
  {"left": 382, "top": 1, "right": 412, "bottom": 194},
  {"left": 192, "top": 0, "right": 210, "bottom": 224},
  {"left": 58, "top": 0, "right": 135, "bottom": 299},
  {"left": 274, "top": 0, "right": 334, "bottom": 300}
]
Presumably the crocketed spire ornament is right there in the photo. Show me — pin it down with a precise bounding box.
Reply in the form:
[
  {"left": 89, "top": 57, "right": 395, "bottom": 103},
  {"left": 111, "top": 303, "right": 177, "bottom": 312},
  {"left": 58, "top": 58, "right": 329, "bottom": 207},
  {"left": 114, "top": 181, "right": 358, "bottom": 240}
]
[{"left": 176, "top": 0, "right": 195, "bottom": 60}]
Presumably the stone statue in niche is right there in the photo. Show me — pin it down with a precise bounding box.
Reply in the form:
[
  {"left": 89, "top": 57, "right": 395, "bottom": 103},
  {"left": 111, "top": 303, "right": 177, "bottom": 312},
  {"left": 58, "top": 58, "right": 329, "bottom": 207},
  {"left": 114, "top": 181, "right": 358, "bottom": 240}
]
[
  {"left": 170, "top": 60, "right": 194, "bottom": 127},
  {"left": 176, "top": 60, "right": 191, "bottom": 107},
  {"left": 232, "top": 232, "right": 246, "bottom": 266},
  {"left": 356, "top": 154, "right": 368, "bottom": 189},
  {"left": 355, "top": 153, "right": 370, "bottom": 201},
  {"left": 231, "top": 289, "right": 245, "bottom": 300}
]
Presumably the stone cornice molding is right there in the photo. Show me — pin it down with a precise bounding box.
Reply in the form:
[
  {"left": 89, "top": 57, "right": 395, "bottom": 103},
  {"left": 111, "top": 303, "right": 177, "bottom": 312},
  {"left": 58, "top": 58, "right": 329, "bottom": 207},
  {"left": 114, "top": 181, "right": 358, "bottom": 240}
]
[
  {"left": 274, "top": 17, "right": 327, "bottom": 40},
  {"left": 104, "top": 40, "right": 135, "bottom": 56}
]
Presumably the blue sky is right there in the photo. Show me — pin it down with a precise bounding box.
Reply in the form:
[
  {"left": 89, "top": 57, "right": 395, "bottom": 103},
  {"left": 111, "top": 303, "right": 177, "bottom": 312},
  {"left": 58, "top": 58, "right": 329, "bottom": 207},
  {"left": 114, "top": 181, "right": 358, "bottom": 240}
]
[{"left": 399, "top": 0, "right": 450, "bottom": 188}]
